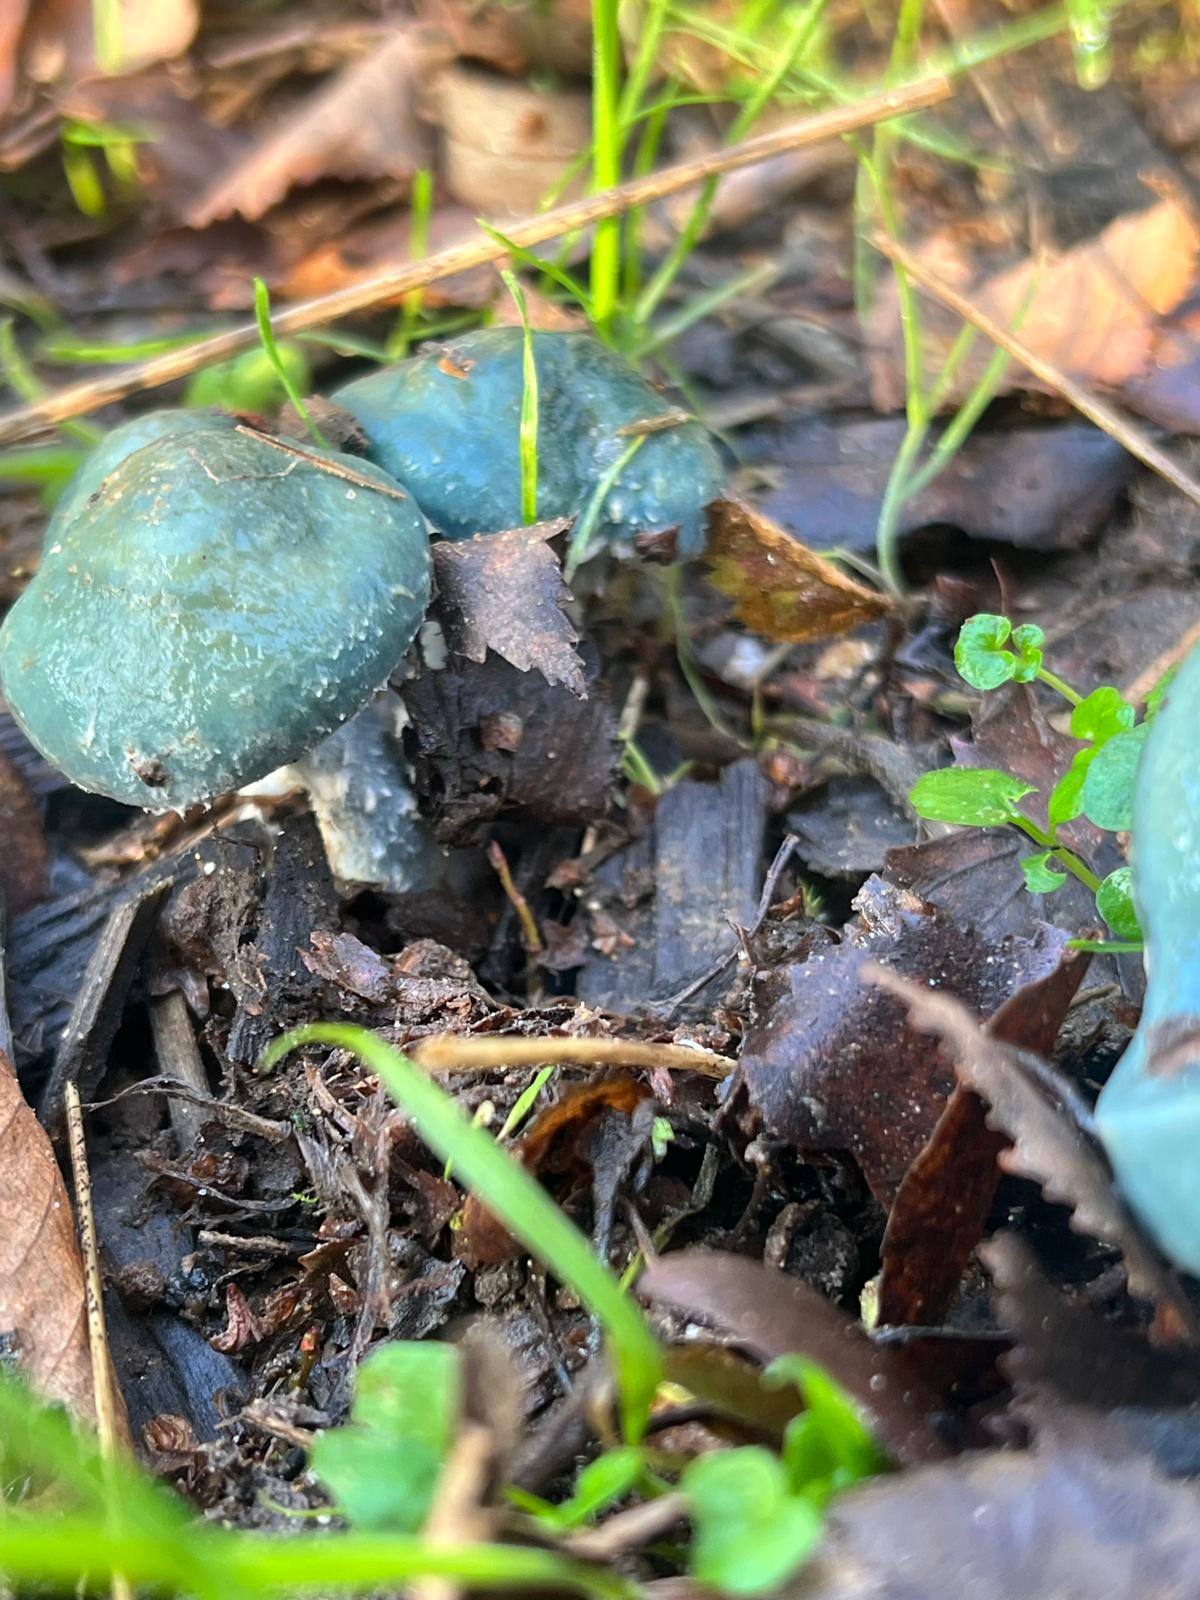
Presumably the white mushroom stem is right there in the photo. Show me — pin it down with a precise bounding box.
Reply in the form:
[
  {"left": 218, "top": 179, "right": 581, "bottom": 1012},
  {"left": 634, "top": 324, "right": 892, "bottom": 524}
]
[{"left": 282, "top": 693, "right": 446, "bottom": 894}]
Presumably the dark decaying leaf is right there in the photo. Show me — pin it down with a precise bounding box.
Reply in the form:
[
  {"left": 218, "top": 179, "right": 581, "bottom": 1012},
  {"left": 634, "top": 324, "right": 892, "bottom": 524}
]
[
  {"left": 640, "top": 1250, "right": 950, "bottom": 1465},
  {"left": 753, "top": 416, "right": 1131, "bottom": 555},
  {"left": 877, "top": 946, "right": 1090, "bottom": 1328},
  {"left": 739, "top": 877, "right": 1075, "bottom": 1205},
  {"left": 787, "top": 777, "right": 914, "bottom": 880},
  {"left": 705, "top": 497, "right": 893, "bottom": 645},
  {"left": 431, "top": 522, "right": 585, "bottom": 696},
  {"left": 798, "top": 1444, "right": 1200, "bottom": 1600},
  {"left": 884, "top": 829, "right": 1046, "bottom": 940},
  {"left": 400, "top": 645, "right": 619, "bottom": 844},
  {"left": 866, "top": 966, "right": 1193, "bottom": 1327}
]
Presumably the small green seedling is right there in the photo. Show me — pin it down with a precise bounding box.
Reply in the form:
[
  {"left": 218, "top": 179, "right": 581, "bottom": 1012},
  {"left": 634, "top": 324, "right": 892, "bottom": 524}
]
[
  {"left": 910, "top": 613, "right": 1153, "bottom": 949},
  {"left": 309, "top": 1342, "right": 460, "bottom": 1532},
  {"left": 682, "top": 1353, "right": 884, "bottom": 1597}
]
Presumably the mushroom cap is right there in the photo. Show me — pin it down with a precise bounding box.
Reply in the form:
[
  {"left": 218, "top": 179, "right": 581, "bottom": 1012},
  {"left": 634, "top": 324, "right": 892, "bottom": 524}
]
[
  {"left": 332, "top": 329, "right": 724, "bottom": 555},
  {"left": 0, "top": 425, "right": 432, "bottom": 811},
  {"left": 49, "top": 406, "right": 238, "bottom": 535}
]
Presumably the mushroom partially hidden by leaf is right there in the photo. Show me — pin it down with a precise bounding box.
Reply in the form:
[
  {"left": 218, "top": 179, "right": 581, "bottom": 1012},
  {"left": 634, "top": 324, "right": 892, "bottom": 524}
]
[
  {"left": 1094, "top": 637, "right": 1200, "bottom": 1277},
  {"left": 333, "top": 328, "right": 724, "bottom": 555},
  {"left": 0, "top": 425, "right": 432, "bottom": 812}
]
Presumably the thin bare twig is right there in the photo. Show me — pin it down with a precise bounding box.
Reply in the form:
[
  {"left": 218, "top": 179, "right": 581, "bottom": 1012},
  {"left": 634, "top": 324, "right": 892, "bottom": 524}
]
[
  {"left": 412, "top": 1033, "right": 733, "bottom": 1080},
  {"left": 871, "top": 232, "right": 1200, "bottom": 512},
  {"left": 0, "top": 76, "right": 950, "bottom": 446},
  {"left": 65, "top": 1082, "right": 133, "bottom": 1600}
]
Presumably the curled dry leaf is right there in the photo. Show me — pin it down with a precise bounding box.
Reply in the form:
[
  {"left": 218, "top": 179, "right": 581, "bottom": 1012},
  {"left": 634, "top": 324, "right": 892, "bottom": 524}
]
[
  {"left": 458, "top": 1076, "right": 652, "bottom": 1265},
  {"left": 187, "top": 27, "right": 436, "bottom": 227},
  {"left": 877, "top": 946, "right": 1090, "bottom": 1328},
  {"left": 401, "top": 646, "right": 618, "bottom": 843},
  {"left": 640, "top": 1248, "right": 950, "bottom": 1465},
  {"left": 431, "top": 522, "right": 585, "bottom": 696},
  {"left": 0, "top": 1047, "right": 94, "bottom": 1421},
  {"left": 866, "top": 964, "right": 1194, "bottom": 1327},
  {"left": 705, "top": 497, "right": 893, "bottom": 645}
]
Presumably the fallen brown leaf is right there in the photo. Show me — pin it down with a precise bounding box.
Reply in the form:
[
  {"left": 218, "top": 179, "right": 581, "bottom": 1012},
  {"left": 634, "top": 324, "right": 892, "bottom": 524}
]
[
  {"left": 0, "top": 1046, "right": 94, "bottom": 1420},
  {"left": 20, "top": 0, "right": 197, "bottom": 85},
  {"left": 187, "top": 27, "right": 436, "bottom": 227},
  {"left": 640, "top": 1249, "right": 950, "bottom": 1465},
  {"left": 868, "top": 199, "right": 1200, "bottom": 416},
  {"left": 0, "top": 0, "right": 29, "bottom": 115},
  {"left": 983, "top": 1233, "right": 1200, "bottom": 1414},
  {"left": 739, "top": 878, "right": 1073, "bottom": 1206},
  {"left": 877, "top": 946, "right": 1089, "bottom": 1328},
  {"left": 706, "top": 497, "right": 893, "bottom": 645},
  {"left": 431, "top": 522, "right": 586, "bottom": 696}
]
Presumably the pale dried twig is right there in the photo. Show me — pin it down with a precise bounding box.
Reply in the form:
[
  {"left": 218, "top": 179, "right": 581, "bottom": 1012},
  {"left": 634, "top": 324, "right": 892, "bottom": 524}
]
[
  {"left": 413, "top": 1033, "right": 733, "bottom": 1079},
  {"left": 0, "top": 76, "right": 951, "bottom": 445},
  {"left": 871, "top": 232, "right": 1200, "bottom": 512}
]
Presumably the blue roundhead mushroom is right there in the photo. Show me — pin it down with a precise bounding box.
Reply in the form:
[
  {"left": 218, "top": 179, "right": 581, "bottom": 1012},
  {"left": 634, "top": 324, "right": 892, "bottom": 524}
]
[
  {"left": 332, "top": 328, "right": 724, "bottom": 556},
  {"left": 49, "top": 405, "right": 239, "bottom": 532},
  {"left": 1094, "top": 638, "right": 1200, "bottom": 1276},
  {"left": 0, "top": 424, "right": 432, "bottom": 812}
]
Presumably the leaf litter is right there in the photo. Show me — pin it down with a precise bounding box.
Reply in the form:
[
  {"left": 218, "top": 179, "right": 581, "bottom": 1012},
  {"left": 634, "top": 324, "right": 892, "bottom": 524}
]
[{"left": 2, "top": 6, "right": 1200, "bottom": 1596}]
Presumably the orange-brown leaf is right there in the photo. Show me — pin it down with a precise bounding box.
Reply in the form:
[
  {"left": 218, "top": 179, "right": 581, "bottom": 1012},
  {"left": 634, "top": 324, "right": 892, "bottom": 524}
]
[
  {"left": 0, "top": 1049, "right": 94, "bottom": 1420},
  {"left": 705, "top": 497, "right": 893, "bottom": 644}
]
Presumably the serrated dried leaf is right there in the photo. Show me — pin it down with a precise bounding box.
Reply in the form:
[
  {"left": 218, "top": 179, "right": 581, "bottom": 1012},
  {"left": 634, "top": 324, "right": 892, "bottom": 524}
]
[
  {"left": 877, "top": 946, "right": 1089, "bottom": 1328},
  {"left": 705, "top": 497, "right": 893, "bottom": 645},
  {"left": 983, "top": 1233, "right": 1200, "bottom": 1413},
  {"left": 866, "top": 964, "right": 1194, "bottom": 1327},
  {"left": 431, "top": 521, "right": 585, "bottom": 695}
]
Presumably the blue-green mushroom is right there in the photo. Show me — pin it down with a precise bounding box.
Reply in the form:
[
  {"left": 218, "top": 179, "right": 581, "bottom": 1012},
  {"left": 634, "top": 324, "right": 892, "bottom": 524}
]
[
  {"left": 0, "top": 425, "right": 432, "bottom": 812},
  {"left": 49, "top": 406, "right": 238, "bottom": 531},
  {"left": 333, "top": 328, "right": 724, "bottom": 556},
  {"left": 1095, "top": 638, "right": 1200, "bottom": 1275}
]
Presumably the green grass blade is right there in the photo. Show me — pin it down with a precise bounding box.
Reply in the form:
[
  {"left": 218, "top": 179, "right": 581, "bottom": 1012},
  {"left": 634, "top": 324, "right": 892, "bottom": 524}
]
[
  {"left": 262, "top": 1024, "right": 663, "bottom": 1442},
  {"left": 564, "top": 434, "right": 645, "bottom": 580},
  {"left": 591, "top": 0, "right": 624, "bottom": 336},
  {"left": 500, "top": 270, "right": 540, "bottom": 524},
  {"left": 252, "top": 278, "right": 328, "bottom": 445}
]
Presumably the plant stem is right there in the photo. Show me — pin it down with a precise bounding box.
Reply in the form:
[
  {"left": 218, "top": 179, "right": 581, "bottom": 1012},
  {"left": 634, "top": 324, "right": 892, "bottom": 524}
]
[
  {"left": 1012, "top": 817, "right": 1100, "bottom": 891},
  {"left": 1035, "top": 665, "right": 1083, "bottom": 707}
]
